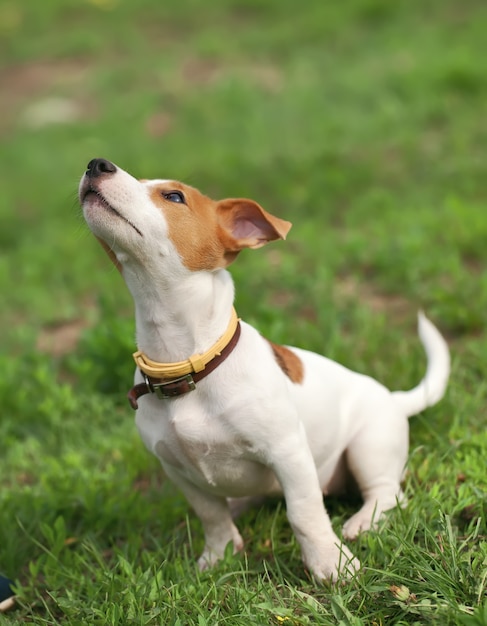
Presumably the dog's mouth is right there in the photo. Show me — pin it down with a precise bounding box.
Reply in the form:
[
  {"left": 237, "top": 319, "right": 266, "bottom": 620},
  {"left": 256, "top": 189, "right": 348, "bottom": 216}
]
[{"left": 82, "top": 188, "right": 143, "bottom": 237}]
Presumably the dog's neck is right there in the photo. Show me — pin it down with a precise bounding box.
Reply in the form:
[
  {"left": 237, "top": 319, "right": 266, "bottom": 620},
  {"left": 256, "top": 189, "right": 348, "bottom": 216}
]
[{"left": 124, "top": 265, "right": 235, "bottom": 363}]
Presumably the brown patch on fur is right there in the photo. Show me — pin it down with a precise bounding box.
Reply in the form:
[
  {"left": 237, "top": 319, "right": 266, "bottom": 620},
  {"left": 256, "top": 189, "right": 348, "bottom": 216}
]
[
  {"left": 96, "top": 236, "right": 122, "bottom": 273},
  {"left": 268, "top": 341, "right": 304, "bottom": 384},
  {"left": 149, "top": 184, "right": 291, "bottom": 271},
  {"left": 150, "top": 183, "right": 229, "bottom": 270}
]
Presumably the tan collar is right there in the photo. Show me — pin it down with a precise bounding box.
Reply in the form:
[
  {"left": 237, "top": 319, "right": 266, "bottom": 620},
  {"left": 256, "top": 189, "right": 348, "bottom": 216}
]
[{"left": 133, "top": 308, "right": 240, "bottom": 378}]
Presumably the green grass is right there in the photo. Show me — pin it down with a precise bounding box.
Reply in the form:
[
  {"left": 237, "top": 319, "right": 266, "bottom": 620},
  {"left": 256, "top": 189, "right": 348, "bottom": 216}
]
[{"left": 1, "top": 0, "right": 486, "bottom": 623}]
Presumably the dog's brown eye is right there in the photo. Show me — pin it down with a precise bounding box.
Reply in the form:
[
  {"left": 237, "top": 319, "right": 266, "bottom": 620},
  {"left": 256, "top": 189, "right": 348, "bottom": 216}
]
[{"left": 163, "top": 191, "right": 185, "bottom": 204}]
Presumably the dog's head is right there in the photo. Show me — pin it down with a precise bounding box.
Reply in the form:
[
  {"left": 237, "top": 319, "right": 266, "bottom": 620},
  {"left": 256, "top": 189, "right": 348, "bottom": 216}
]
[{"left": 79, "top": 158, "right": 292, "bottom": 275}]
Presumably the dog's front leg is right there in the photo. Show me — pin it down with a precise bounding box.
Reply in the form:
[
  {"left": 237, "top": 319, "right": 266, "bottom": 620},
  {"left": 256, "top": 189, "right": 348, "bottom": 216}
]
[
  {"left": 270, "top": 431, "right": 360, "bottom": 581},
  {"left": 163, "top": 465, "right": 243, "bottom": 570}
]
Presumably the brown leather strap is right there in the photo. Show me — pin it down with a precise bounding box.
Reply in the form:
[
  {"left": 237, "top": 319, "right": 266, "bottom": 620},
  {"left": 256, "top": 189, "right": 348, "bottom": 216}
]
[{"left": 127, "top": 321, "right": 241, "bottom": 409}]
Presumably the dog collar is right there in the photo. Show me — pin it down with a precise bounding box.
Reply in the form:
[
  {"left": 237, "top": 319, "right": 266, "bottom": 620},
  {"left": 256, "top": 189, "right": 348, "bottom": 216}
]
[{"left": 127, "top": 309, "right": 241, "bottom": 409}]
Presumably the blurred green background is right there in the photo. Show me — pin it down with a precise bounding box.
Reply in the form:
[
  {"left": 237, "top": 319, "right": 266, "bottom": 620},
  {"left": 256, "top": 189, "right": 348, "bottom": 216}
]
[
  {"left": 1, "top": 0, "right": 486, "bottom": 345},
  {"left": 1, "top": 0, "right": 486, "bottom": 623}
]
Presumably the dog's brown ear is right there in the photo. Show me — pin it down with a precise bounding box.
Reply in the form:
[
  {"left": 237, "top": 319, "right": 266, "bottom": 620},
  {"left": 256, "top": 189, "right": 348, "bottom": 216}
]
[{"left": 217, "top": 198, "right": 292, "bottom": 252}]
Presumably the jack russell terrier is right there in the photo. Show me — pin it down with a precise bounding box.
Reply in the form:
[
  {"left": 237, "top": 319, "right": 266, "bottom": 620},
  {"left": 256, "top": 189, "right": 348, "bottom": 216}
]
[{"left": 79, "top": 158, "right": 450, "bottom": 581}]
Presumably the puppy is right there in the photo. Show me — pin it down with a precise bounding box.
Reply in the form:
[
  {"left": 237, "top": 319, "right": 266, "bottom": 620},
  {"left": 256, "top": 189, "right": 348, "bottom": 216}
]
[{"left": 79, "top": 158, "right": 450, "bottom": 581}]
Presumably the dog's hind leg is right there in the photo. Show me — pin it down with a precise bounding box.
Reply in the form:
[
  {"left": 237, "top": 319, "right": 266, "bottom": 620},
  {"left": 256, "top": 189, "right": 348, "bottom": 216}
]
[
  {"left": 342, "top": 482, "right": 405, "bottom": 540},
  {"left": 341, "top": 413, "right": 409, "bottom": 540}
]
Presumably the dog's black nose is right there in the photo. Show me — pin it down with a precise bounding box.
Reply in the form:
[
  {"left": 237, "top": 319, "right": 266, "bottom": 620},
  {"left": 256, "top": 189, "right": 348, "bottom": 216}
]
[{"left": 86, "top": 158, "right": 117, "bottom": 178}]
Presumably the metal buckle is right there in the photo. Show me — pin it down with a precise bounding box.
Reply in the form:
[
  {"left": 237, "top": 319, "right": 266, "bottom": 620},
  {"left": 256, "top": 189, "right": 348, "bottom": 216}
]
[{"left": 144, "top": 372, "right": 196, "bottom": 399}]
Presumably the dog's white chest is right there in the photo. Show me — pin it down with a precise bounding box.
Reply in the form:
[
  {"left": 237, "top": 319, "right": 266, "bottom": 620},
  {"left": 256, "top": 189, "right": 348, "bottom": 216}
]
[{"left": 135, "top": 396, "right": 279, "bottom": 496}]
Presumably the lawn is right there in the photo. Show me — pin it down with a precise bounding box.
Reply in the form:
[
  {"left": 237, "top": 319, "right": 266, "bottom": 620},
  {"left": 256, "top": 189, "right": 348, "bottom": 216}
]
[{"left": 0, "top": 0, "right": 486, "bottom": 623}]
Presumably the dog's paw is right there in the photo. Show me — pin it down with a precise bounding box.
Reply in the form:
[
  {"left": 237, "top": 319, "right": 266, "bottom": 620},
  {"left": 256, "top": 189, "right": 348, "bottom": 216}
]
[
  {"left": 343, "top": 492, "right": 404, "bottom": 540},
  {"left": 343, "top": 500, "right": 395, "bottom": 539},
  {"left": 197, "top": 552, "right": 216, "bottom": 571},
  {"left": 304, "top": 542, "right": 360, "bottom": 582},
  {"left": 198, "top": 546, "right": 227, "bottom": 571},
  {"left": 342, "top": 510, "right": 376, "bottom": 540},
  {"left": 197, "top": 533, "right": 244, "bottom": 571}
]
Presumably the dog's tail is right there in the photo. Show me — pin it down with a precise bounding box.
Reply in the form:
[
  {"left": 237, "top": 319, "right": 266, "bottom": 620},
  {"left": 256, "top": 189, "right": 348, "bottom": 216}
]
[{"left": 391, "top": 312, "right": 450, "bottom": 418}]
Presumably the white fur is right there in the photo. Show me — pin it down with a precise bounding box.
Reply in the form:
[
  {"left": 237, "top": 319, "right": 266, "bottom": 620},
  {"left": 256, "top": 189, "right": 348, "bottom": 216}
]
[{"left": 80, "top": 162, "right": 450, "bottom": 581}]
